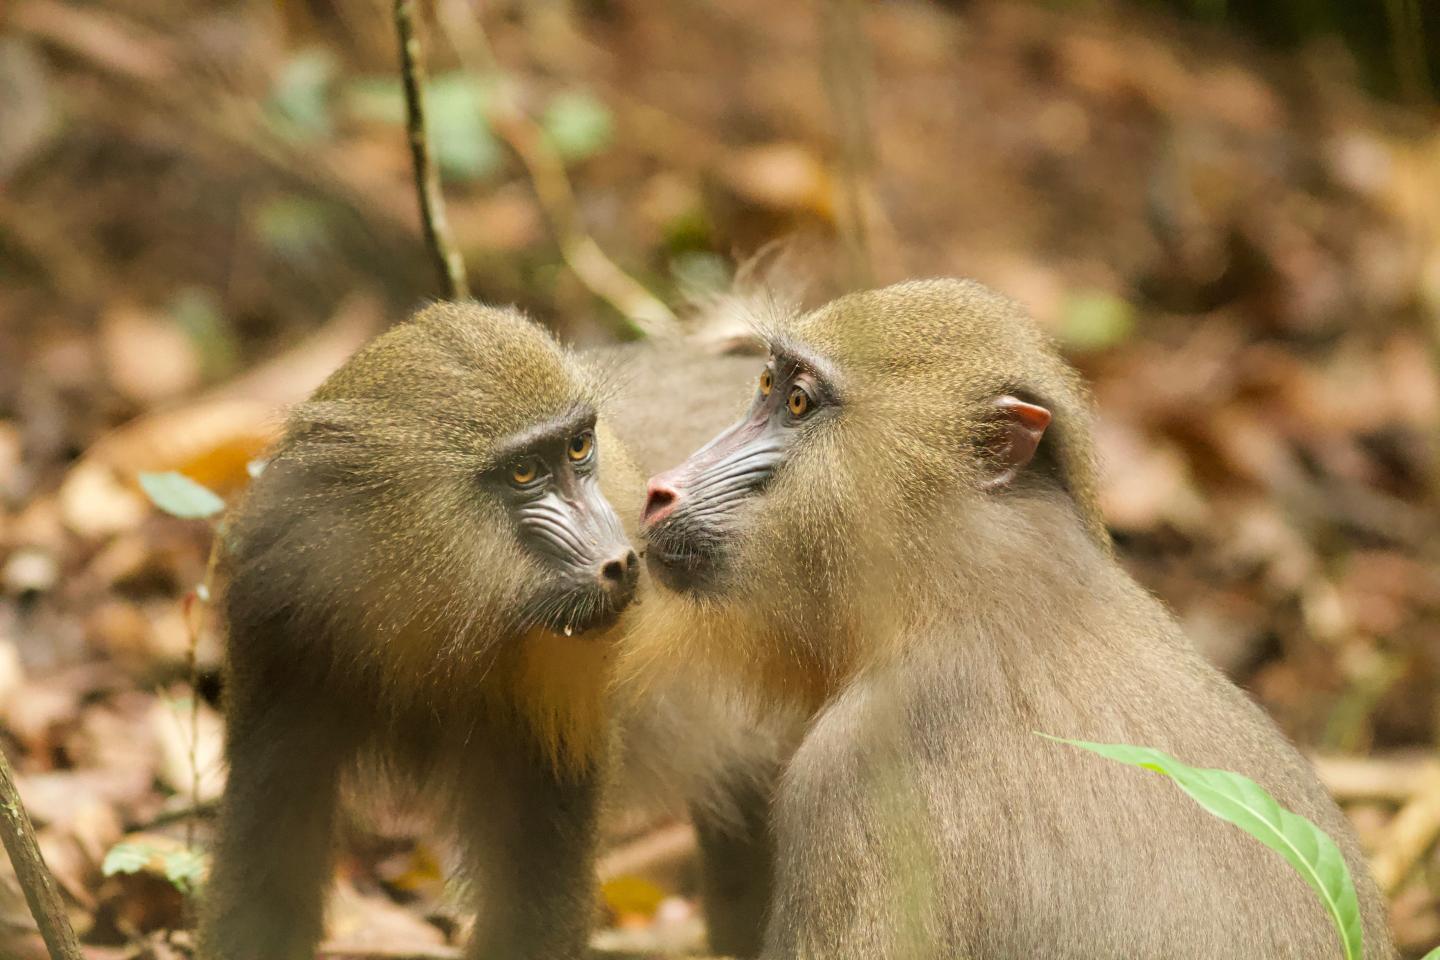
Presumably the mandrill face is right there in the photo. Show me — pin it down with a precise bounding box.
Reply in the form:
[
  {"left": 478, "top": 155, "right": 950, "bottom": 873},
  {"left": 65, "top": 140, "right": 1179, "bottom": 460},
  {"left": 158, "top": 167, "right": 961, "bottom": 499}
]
[
  {"left": 483, "top": 410, "right": 639, "bottom": 637},
  {"left": 639, "top": 343, "right": 841, "bottom": 597}
]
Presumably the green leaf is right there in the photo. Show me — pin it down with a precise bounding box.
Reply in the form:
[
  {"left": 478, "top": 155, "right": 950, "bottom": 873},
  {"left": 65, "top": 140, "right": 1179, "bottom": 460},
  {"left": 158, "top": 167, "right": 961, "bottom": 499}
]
[
  {"left": 670, "top": 250, "right": 731, "bottom": 296},
  {"left": 1042, "top": 735, "right": 1363, "bottom": 960},
  {"left": 168, "top": 286, "right": 238, "bottom": 380},
  {"left": 266, "top": 48, "right": 338, "bottom": 142},
  {"left": 1057, "top": 290, "right": 1135, "bottom": 352},
  {"left": 101, "top": 842, "right": 152, "bottom": 877},
  {"left": 1417, "top": 948, "right": 1440, "bottom": 960},
  {"left": 254, "top": 196, "right": 333, "bottom": 263},
  {"left": 541, "top": 91, "right": 613, "bottom": 162},
  {"left": 161, "top": 848, "right": 206, "bottom": 894},
  {"left": 138, "top": 472, "right": 225, "bottom": 519}
]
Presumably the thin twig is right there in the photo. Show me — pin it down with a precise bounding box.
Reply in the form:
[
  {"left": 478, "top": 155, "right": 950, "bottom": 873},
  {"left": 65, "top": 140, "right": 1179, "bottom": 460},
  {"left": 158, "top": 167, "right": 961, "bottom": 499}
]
[
  {"left": 1370, "top": 765, "right": 1440, "bottom": 896},
  {"left": 1311, "top": 753, "right": 1440, "bottom": 804},
  {"left": 0, "top": 747, "right": 84, "bottom": 960},
  {"left": 487, "top": 94, "right": 676, "bottom": 337},
  {"left": 137, "top": 797, "right": 220, "bottom": 832},
  {"left": 434, "top": 3, "right": 675, "bottom": 338},
  {"left": 182, "top": 530, "right": 223, "bottom": 851},
  {"left": 394, "top": 0, "right": 471, "bottom": 300}
]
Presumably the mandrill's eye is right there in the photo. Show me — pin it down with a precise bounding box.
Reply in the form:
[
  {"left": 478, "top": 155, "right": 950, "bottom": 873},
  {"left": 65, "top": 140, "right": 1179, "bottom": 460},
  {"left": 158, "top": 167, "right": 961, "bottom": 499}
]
[
  {"left": 567, "top": 430, "right": 595, "bottom": 464},
  {"left": 759, "top": 368, "right": 773, "bottom": 397},
  {"left": 510, "top": 459, "right": 541, "bottom": 486},
  {"left": 787, "top": 385, "right": 811, "bottom": 418}
]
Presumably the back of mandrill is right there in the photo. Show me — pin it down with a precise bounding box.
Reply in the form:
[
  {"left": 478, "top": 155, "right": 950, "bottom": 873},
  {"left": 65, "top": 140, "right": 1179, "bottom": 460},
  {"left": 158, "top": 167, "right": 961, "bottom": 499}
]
[{"left": 631, "top": 279, "right": 1396, "bottom": 959}]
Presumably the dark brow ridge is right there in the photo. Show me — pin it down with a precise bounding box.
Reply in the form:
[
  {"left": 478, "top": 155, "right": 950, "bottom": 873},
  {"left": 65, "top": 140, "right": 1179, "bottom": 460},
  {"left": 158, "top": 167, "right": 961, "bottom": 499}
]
[
  {"left": 488, "top": 405, "right": 596, "bottom": 466},
  {"left": 768, "top": 341, "right": 843, "bottom": 404}
]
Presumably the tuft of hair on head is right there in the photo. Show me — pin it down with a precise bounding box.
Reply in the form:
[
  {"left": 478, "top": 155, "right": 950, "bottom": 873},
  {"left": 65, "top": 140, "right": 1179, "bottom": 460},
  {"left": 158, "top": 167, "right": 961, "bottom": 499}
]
[
  {"left": 677, "top": 240, "right": 813, "bottom": 355},
  {"left": 622, "top": 278, "right": 1115, "bottom": 713}
]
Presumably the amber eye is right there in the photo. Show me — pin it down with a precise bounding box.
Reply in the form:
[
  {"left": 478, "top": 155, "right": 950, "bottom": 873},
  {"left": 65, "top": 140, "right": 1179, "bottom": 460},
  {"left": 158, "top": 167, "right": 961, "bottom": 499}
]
[
  {"left": 787, "top": 385, "right": 810, "bottom": 418},
  {"left": 759, "top": 368, "right": 773, "bottom": 396},
  {"left": 510, "top": 459, "right": 540, "bottom": 485},
  {"left": 567, "top": 430, "right": 595, "bottom": 463}
]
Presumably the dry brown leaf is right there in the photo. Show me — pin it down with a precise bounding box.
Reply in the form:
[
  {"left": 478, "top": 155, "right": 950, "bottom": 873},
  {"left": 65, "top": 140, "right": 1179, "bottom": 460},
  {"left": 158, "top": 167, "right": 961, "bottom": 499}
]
[
  {"left": 6, "top": 498, "right": 65, "bottom": 553},
  {"left": 34, "top": 824, "right": 98, "bottom": 909},
  {"left": 60, "top": 294, "right": 386, "bottom": 513},
  {"left": 2, "top": 547, "right": 57, "bottom": 595},
  {"left": 0, "top": 639, "right": 24, "bottom": 711},
  {"left": 1094, "top": 417, "right": 1208, "bottom": 533},
  {"left": 100, "top": 306, "right": 202, "bottom": 408},
  {"left": 66, "top": 696, "right": 164, "bottom": 811},
  {"left": 325, "top": 875, "right": 451, "bottom": 951},
  {"left": 59, "top": 460, "right": 148, "bottom": 539},
  {"left": 92, "top": 833, "right": 194, "bottom": 937},
  {"left": 721, "top": 142, "right": 835, "bottom": 219},
  {"left": 148, "top": 691, "right": 225, "bottom": 804},
  {"left": 3, "top": 674, "right": 82, "bottom": 758}
]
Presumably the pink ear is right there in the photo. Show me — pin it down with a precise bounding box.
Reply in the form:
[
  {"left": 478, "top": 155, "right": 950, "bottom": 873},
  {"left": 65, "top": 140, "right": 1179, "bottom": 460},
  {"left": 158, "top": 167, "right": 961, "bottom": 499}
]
[{"left": 979, "top": 395, "right": 1052, "bottom": 489}]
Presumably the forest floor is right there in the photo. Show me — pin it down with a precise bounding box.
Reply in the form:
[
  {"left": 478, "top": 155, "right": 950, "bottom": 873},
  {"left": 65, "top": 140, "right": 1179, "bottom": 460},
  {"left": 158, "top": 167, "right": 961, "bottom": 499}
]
[{"left": 0, "top": 0, "right": 1438, "bottom": 956}]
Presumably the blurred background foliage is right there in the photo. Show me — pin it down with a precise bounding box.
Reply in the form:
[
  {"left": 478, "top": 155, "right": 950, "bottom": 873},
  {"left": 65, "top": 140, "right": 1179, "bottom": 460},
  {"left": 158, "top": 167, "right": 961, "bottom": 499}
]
[
  {"left": 1148, "top": 0, "right": 1437, "bottom": 102},
  {"left": 0, "top": 0, "right": 1438, "bottom": 956}
]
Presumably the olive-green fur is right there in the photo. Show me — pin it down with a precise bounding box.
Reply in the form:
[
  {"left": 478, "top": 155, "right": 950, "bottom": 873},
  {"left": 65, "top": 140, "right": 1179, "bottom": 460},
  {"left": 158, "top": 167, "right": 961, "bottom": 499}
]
[{"left": 201, "top": 303, "right": 634, "bottom": 960}]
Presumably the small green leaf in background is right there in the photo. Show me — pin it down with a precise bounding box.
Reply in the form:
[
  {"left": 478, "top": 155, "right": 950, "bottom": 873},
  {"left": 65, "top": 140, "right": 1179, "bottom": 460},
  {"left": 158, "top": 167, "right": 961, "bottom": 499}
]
[
  {"left": 254, "top": 195, "right": 333, "bottom": 264},
  {"left": 1041, "top": 734, "right": 1363, "bottom": 960},
  {"left": 670, "top": 251, "right": 732, "bottom": 297},
  {"left": 266, "top": 48, "right": 338, "bottom": 142},
  {"left": 101, "top": 842, "right": 152, "bottom": 877},
  {"left": 346, "top": 73, "right": 501, "bottom": 181},
  {"left": 138, "top": 472, "right": 225, "bottom": 520},
  {"left": 1419, "top": 948, "right": 1440, "bottom": 960},
  {"left": 541, "top": 90, "right": 614, "bottom": 162},
  {"left": 168, "top": 286, "right": 238, "bottom": 380},
  {"left": 1057, "top": 290, "right": 1136, "bottom": 352},
  {"left": 161, "top": 848, "right": 206, "bottom": 894}
]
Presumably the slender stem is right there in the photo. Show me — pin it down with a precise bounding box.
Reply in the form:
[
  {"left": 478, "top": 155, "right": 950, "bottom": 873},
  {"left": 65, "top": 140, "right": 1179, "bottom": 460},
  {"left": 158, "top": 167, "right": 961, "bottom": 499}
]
[
  {"left": 0, "top": 746, "right": 83, "bottom": 960},
  {"left": 433, "top": 1, "right": 675, "bottom": 337},
  {"left": 394, "top": 0, "right": 471, "bottom": 300},
  {"left": 184, "top": 529, "right": 223, "bottom": 851},
  {"left": 487, "top": 93, "right": 675, "bottom": 337}
]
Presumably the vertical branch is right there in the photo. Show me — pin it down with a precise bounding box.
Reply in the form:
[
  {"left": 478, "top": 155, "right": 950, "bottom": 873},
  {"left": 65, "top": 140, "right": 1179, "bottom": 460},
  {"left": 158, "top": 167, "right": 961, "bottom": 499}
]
[
  {"left": 183, "top": 530, "right": 223, "bottom": 852},
  {"left": 0, "top": 748, "right": 83, "bottom": 960},
  {"left": 820, "top": 0, "right": 875, "bottom": 290},
  {"left": 395, "top": 0, "right": 472, "bottom": 300}
]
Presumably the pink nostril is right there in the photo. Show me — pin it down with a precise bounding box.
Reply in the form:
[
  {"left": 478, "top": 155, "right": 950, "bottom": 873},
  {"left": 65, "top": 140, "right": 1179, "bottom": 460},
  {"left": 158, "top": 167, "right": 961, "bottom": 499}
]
[{"left": 642, "top": 479, "right": 681, "bottom": 527}]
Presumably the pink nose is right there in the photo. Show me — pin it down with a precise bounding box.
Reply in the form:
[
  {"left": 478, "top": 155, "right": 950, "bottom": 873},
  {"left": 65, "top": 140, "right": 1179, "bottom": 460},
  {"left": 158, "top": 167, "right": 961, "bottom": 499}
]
[{"left": 641, "top": 476, "right": 683, "bottom": 528}]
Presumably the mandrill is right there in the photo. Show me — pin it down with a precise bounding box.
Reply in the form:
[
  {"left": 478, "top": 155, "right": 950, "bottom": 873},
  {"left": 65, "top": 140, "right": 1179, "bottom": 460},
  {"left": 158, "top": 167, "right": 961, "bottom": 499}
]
[
  {"left": 631, "top": 279, "right": 1396, "bottom": 959},
  {"left": 200, "top": 303, "right": 640, "bottom": 960},
  {"left": 199, "top": 300, "right": 780, "bottom": 960}
]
